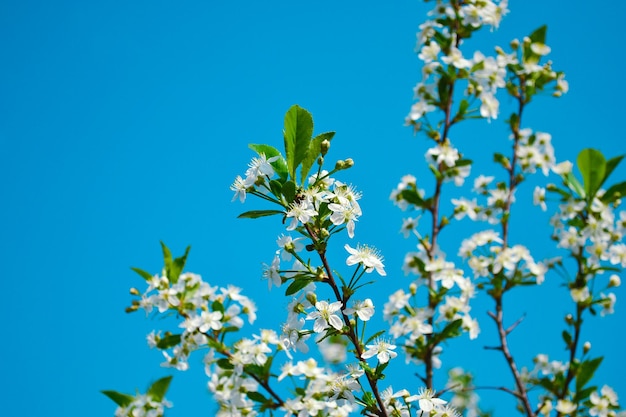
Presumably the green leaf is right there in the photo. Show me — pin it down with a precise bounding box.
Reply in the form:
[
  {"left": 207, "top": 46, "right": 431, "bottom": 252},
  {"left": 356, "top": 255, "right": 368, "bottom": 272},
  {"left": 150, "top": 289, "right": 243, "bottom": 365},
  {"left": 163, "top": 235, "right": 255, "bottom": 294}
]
[
  {"left": 576, "top": 356, "right": 603, "bottom": 392},
  {"left": 455, "top": 158, "right": 472, "bottom": 167},
  {"left": 212, "top": 300, "right": 225, "bottom": 313},
  {"left": 237, "top": 210, "right": 285, "bottom": 219},
  {"left": 454, "top": 99, "right": 470, "bottom": 122},
  {"left": 399, "top": 189, "right": 425, "bottom": 207},
  {"left": 439, "top": 318, "right": 463, "bottom": 340},
  {"left": 577, "top": 148, "right": 606, "bottom": 200},
  {"left": 160, "top": 241, "right": 173, "bottom": 280},
  {"left": 249, "top": 143, "right": 288, "bottom": 181},
  {"left": 493, "top": 153, "right": 510, "bottom": 170},
  {"left": 285, "top": 278, "right": 312, "bottom": 296},
  {"left": 602, "top": 181, "right": 626, "bottom": 203},
  {"left": 603, "top": 155, "right": 624, "bottom": 184},
  {"left": 437, "top": 76, "right": 450, "bottom": 107},
  {"left": 282, "top": 180, "right": 297, "bottom": 205},
  {"left": 156, "top": 333, "right": 181, "bottom": 350},
  {"left": 130, "top": 267, "right": 153, "bottom": 281},
  {"left": 529, "top": 25, "right": 547, "bottom": 44},
  {"left": 170, "top": 246, "right": 191, "bottom": 284},
  {"left": 148, "top": 376, "right": 173, "bottom": 401},
  {"left": 301, "top": 131, "right": 335, "bottom": 183},
  {"left": 574, "top": 385, "right": 597, "bottom": 403},
  {"left": 217, "top": 358, "right": 234, "bottom": 370},
  {"left": 247, "top": 392, "right": 268, "bottom": 403},
  {"left": 102, "top": 390, "right": 135, "bottom": 407},
  {"left": 564, "top": 172, "right": 586, "bottom": 197},
  {"left": 523, "top": 26, "right": 547, "bottom": 65},
  {"left": 269, "top": 179, "right": 283, "bottom": 197},
  {"left": 159, "top": 243, "right": 190, "bottom": 284},
  {"left": 365, "top": 330, "right": 386, "bottom": 345},
  {"left": 283, "top": 105, "right": 314, "bottom": 181},
  {"left": 561, "top": 330, "right": 572, "bottom": 348}
]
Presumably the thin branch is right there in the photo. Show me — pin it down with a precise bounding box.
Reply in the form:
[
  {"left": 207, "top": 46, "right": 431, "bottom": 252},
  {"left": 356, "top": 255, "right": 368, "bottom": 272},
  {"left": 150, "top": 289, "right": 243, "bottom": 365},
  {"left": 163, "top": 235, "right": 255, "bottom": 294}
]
[
  {"left": 305, "top": 224, "right": 389, "bottom": 417},
  {"left": 505, "top": 314, "right": 526, "bottom": 335}
]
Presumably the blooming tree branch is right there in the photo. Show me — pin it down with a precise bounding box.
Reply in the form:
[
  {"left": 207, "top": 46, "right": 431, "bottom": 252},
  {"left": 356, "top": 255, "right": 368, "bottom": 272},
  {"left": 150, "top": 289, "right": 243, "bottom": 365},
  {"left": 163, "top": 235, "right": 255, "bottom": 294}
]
[{"left": 102, "top": 2, "right": 626, "bottom": 417}]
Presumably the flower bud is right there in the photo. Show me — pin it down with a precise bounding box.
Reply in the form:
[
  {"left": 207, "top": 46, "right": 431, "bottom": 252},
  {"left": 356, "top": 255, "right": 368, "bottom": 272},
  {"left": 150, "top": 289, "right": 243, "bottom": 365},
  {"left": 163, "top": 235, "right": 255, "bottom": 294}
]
[
  {"left": 335, "top": 160, "right": 345, "bottom": 170},
  {"left": 320, "top": 139, "right": 331, "bottom": 156},
  {"left": 583, "top": 341, "right": 591, "bottom": 354},
  {"left": 523, "top": 36, "right": 531, "bottom": 46},
  {"left": 409, "top": 282, "right": 418, "bottom": 295},
  {"left": 306, "top": 291, "right": 317, "bottom": 305},
  {"left": 320, "top": 228, "right": 330, "bottom": 239},
  {"left": 565, "top": 314, "right": 574, "bottom": 325},
  {"left": 609, "top": 274, "right": 621, "bottom": 288},
  {"left": 315, "top": 267, "right": 326, "bottom": 281},
  {"left": 344, "top": 158, "right": 354, "bottom": 168},
  {"left": 510, "top": 38, "right": 520, "bottom": 49},
  {"left": 317, "top": 156, "right": 324, "bottom": 166},
  {"left": 440, "top": 216, "right": 449, "bottom": 227},
  {"left": 129, "top": 287, "right": 140, "bottom": 296}
]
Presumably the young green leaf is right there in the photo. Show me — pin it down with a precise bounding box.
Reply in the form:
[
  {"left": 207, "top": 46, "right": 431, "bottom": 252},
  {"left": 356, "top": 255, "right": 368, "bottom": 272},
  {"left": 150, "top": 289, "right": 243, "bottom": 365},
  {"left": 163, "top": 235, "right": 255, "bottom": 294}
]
[
  {"left": 399, "top": 189, "right": 425, "bottom": 207},
  {"left": 161, "top": 241, "right": 173, "bottom": 279},
  {"left": 249, "top": 143, "right": 289, "bottom": 181},
  {"left": 577, "top": 148, "right": 606, "bottom": 200},
  {"left": 237, "top": 210, "right": 285, "bottom": 219},
  {"left": 281, "top": 180, "right": 297, "bottom": 205},
  {"left": 529, "top": 25, "right": 547, "bottom": 44},
  {"left": 576, "top": 356, "right": 603, "bottom": 392},
  {"left": 283, "top": 105, "right": 314, "bottom": 181},
  {"left": 523, "top": 25, "right": 547, "bottom": 64},
  {"left": 603, "top": 155, "right": 624, "bottom": 184},
  {"left": 101, "top": 390, "right": 135, "bottom": 407},
  {"left": 247, "top": 391, "right": 268, "bottom": 403},
  {"left": 301, "top": 131, "right": 335, "bottom": 183},
  {"left": 285, "top": 278, "right": 313, "bottom": 296},
  {"left": 601, "top": 181, "right": 626, "bottom": 203},
  {"left": 147, "top": 376, "right": 173, "bottom": 401},
  {"left": 564, "top": 172, "right": 586, "bottom": 198},
  {"left": 130, "top": 267, "right": 153, "bottom": 282},
  {"left": 170, "top": 246, "right": 191, "bottom": 284},
  {"left": 156, "top": 334, "right": 182, "bottom": 350}
]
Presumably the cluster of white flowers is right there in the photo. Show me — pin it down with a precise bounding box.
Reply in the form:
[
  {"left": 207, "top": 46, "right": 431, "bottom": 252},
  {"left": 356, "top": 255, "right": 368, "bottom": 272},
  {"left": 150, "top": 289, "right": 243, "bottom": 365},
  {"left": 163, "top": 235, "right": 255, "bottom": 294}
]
[
  {"left": 425, "top": 140, "right": 471, "bottom": 186},
  {"left": 204, "top": 330, "right": 283, "bottom": 416},
  {"left": 459, "top": 230, "right": 548, "bottom": 284},
  {"left": 546, "top": 185, "right": 625, "bottom": 311},
  {"left": 529, "top": 354, "right": 626, "bottom": 417},
  {"left": 133, "top": 272, "right": 257, "bottom": 370},
  {"left": 551, "top": 196, "right": 626, "bottom": 267},
  {"left": 515, "top": 129, "right": 556, "bottom": 175},
  {"left": 231, "top": 153, "right": 279, "bottom": 203},
  {"left": 389, "top": 174, "right": 425, "bottom": 211},
  {"left": 408, "top": 0, "right": 510, "bottom": 127},
  {"left": 450, "top": 175, "right": 516, "bottom": 225},
  {"left": 113, "top": 394, "right": 172, "bottom": 417}
]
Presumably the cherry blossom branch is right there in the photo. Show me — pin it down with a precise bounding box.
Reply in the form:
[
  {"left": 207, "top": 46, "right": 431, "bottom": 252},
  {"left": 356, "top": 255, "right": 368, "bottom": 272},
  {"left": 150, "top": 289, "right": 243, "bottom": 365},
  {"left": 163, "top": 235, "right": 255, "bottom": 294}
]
[
  {"left": 489, "top": 296, "right": 535, "bottom": 417},
  {"left": 305, "top": 224, "right": 390, "bottom": 417},
  {"left": 489, "top": 85, "right": 535, "bottom": 417},
  {"left": 437, "top": 383, "right": 525, "bottom": 401},
  {"left": 555, "top": 252, "right": 586, "bottom": 417}
]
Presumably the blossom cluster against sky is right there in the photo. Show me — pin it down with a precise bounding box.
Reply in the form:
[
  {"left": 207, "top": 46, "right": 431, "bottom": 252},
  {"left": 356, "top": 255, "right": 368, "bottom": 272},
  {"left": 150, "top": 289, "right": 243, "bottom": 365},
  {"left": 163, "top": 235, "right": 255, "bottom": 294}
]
[{"left": 1, "top": 1, "right": 625, "bottom": 416}]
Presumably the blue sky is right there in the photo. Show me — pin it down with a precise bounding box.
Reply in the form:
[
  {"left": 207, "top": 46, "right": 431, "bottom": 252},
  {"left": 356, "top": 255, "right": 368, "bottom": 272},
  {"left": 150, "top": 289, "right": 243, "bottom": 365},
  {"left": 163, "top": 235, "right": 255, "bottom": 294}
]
[{"left": 1, "top": 1, "right": 625, "bottom": 416}]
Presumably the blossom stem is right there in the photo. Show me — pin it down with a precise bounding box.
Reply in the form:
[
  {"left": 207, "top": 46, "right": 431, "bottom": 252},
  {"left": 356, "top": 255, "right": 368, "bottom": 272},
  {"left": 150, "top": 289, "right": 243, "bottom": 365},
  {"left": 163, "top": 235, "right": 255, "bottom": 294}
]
[
  {"left": 304, "top": 224, "right": 390, "bottom": 417},
  {"left": 556, "top": 254, "right": 586, "bottom": 417},
  {"left": 492, "top": 295, "right": 535, "bottom": 417},
  {"left": 490, "top": 88, "right": 535, "bottom": 417}
]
